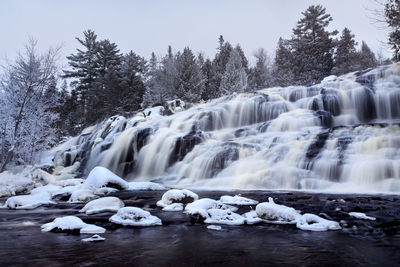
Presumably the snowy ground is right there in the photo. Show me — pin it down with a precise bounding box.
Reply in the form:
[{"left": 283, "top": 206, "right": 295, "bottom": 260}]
[{"left": 0, "top": 189, "right": 399, "bottom": 265}]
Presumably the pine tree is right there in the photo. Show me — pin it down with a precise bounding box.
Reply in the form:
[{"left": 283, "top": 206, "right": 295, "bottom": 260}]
[
  {"left": 201, "top": 58, "right": 217, "bottom": 100},
  {"left": 118, "top": 51, "right": 147, "bottom": 113},
  {"left": 210, "top": 35, "right": 233, "bottom": 97},
  {"left": 249, "top": 48, "right": 271, "bottom": 90},
  {"left": 290, "top": 5, "right": 337, "bottom": 85},
  {"left": 271, "top": 38, "right": 295, "bottom": 87},
  {"left": 63, "top": 30, "right": 99, "bottom": 125},
  {"left": 385, "top": 0, "right": 400, "bottom": 61},
  {"left": 175, "top": 47, "right": 205, "bottom": 103},
  {"left": 332, "top": 28, "right": 359, "bottom": 75},
  {"left": 220, "top": 48, "right": 248, "bottom": 95},
  {"left": 357, "top": 41, "right": 378, "bottom": 70}
]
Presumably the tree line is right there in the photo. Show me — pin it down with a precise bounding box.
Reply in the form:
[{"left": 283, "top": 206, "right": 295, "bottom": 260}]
[{"left": 0, "top": 4, "right": 398, "bottom": 170}]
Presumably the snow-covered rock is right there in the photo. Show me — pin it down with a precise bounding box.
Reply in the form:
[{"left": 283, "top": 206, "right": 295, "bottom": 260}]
[
  {"left": 93, "top": 187, "right": 119, "bottom": 196},
  {"left": 41, "top": 216, "right": 106, "bottom": 234},
  {"left": 30, "top": 184, "right": 62, "bottom": 197},
  {"left": 4, "top": 193, "right": 55, "bottom": 209},
  {"left": 349, "top": 212, "right": 376, "bottom": 221},
  {"left": 296, "top": 213, "right": 341, "bottom": 232},
  {"left": 207, "top": 225, "right": 222, "bottom": 231},
  {"left": 0, "top": 171, "right": 35, "bottom": 197},
  {"left": 82, "top": 167, "right": 129, "bottom": 191},
  {"left": 204, "top": 209, "right": 245, "bottom": 225},
  {"left": 128, "top": 181, "right": 166, "bottom": 191},
  {"left": 57, "top": 178, "right": 84, "bottom": 187},
  {"left": 242, "top": 210, "right": 263, "bottom": 225},
  {"left": 219, "top": 195, "right": 258, "bottom": 205},
  {"left": 79, "top": 197, "right": 125, "bottom": 215},
  {"left": 156, "top": 189, "right": 198, "bottom": 208},
  {"left": 167, "top": 99, "right": 185, "bottom": 113},
  {"left": 81, "top": 234, "right": 106, "bottom": 242},
  {"left": 162, "top": 203, "right": 184, "bottom": 211},
  {"left": 255, "top": 197, "right": 300, "bottom": 224},
  {"left": 109, "top": 207, "right": 162, "bottom": 226},
  {"left": 184, "top": 198, "right": 238, "bottom": 218},
  {"left": 68, "top": 189, "right": 98, "bottom": 203}
]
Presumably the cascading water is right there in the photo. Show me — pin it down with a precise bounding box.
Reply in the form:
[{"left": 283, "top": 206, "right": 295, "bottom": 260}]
[{"left": 57, "top": 64, "right": 400, "bottom": 193}]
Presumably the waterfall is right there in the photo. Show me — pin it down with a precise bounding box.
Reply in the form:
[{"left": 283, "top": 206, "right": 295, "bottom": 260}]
[{"left": 57, "top": 64, "right": 400, "bottom": 193}]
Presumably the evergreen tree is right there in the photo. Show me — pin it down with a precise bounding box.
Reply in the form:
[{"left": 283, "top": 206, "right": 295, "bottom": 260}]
[
  {"left": 118, "top": 51, "right": 147, "bottom": 113},
  {"left": 290, "top": 5, "right": 337, "bottom": 85},
  {"left": 357, "top": 41, "right": 378, "bottom": 70},
  {"left": 63, "top": 30, "right": 99, "bottom": 126},
  {"left": 210, "top": 35, "right": 233, "bottom": 97},
  {"left": 201, "top": 58, "right": 217, "bottom": 100},
  {"left": 271, "top": 38, "right": 295, "bottom": 87},
  {"left": 220, "top": 48, "right": 248, "bottom": 95},
  {"left": 332, "top": 28, "right": 359, "bottom": 75},
  {"left": 385, "top": 0, "right": 400, "bottom": 61},
  {"left": 175, "top": 47, "right": 205, "bottom": 103},
  {"left": 249, "top": 48, "right": 271, "bottom": 90}
]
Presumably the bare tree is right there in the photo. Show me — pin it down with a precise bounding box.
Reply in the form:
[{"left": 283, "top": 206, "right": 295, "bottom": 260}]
[{"left": 0, "top": 39, "right": 61, "bottom": 171}]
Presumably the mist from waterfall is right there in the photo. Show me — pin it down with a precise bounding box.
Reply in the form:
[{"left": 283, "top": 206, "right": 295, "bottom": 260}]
[{"left": 60, "top": 64, "right": 400, "bottom": 193}]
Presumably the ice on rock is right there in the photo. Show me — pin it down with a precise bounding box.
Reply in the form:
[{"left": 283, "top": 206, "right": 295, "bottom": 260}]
[
  {"left": 156, "top": 189, "right": 198, "bottom": 208},
  {"left": 79, "top": 197, "right": 125, "bottom": 215},
  {"left": 296, "top": 213, "right": 341, "bottom": 232},
  {"left": 204, "top": 209, "right": 245, "bottom": 225},
  {"left": 184, "top": 198, "right": 238, "bottom": 219},
  {"left": 255, "top": 197, "right": 300, "bottom": 224},
  {"left": 41, "top": 216, "right": 106, "bottom": 234},
  {"left": 4, "top": 193, "right": 55, "bottom": 209},
  {"left": 57, "top": 178, "right": 84, "bottom": 187},
  {"left": 82, "top": 167, "right": 129, "bottom": 191},
  {"left": 128, "top": 181, "right": 166, "bottom": 191},
  {"left": 69, "top": 189, "right": 98, "bottom": 203},
  {"left": 349, "top": 212, "right": 376, "bottom": 221},
  {"left": 109, "top": 207, "right": 162, "bottom": 226},
  {"left": 219, "top": 195, "right": 258, "bottom": 205},
  {"left": 242, "top": 210, "right": 263, "bottom": 225},
  {"left": 82, "top": 234, "right": 106, "bottom": 242},
  {"left": 162, "top": 203, "right": 184, "bottom": 211}
]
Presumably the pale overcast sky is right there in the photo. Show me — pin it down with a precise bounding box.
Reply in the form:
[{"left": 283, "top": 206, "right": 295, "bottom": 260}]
[{"left": 0, "top": 0, "right": 391, "bottom": 64}]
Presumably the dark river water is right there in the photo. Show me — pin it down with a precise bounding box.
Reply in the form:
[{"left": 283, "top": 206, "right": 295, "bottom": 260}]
[{"left": 1, "top": 190, "right": 400, "bottom": 266}]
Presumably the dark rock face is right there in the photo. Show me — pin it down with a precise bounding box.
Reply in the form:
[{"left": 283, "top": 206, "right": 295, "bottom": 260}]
[
  {"left": 306, "top": 131, "right": 330, "bottom": 161},
  {"left": 315, "top": 110, "right": 333, "bottom": 128},
  {"left": 355, "top": 87, "right": 377, "bottom": 122},
  {"left": 169, "top": 130, "right": 204, "bottom": 165}
]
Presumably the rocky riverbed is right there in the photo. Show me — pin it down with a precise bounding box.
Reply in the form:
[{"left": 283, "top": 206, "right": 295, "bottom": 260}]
[{"left": 1, "top": 190, "right": 400, "bottom": 266}]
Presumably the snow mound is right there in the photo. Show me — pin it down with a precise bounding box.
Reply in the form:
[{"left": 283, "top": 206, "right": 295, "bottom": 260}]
[
  {"left": 349, "top": 212, "right": 376, "bottom": 221},
  {"left": 79, "top": 197, "right": 125, "bottom": 215},
  {"left": 296, "top": 213, "right": 341, "bottom": 232},
  {"left": 184, "top": 198, "right": 238, "bottom": 218},
  {"left": 4, "top": 193, "right": 55, "bottom": 209},
  {"left": 82, "top": 234, "right": 106, "bottom": 242},
  {"left": 204, "top": 209, "right": 245, "bottom": 225},
  {"left": 94, "top": 187, "right": 119, "bottom": 196},
  {"left": 30, "top": 184, "right": 62, "bottom": 197},
  {"left": 157, "top": 189, "right": 198, "bottom": 207},
  {"left": 82, "top": 167, "right": 129, "bottom": 191},
  {"left": 242, "top": 210, "right": 263, "bottom": 225},
  {"left": 219, "top": 195, "right": 258, "bottom": 205},
  {"left": 0, "top": 171, "right": 35, "bottom": 197},
  {"left": 255, "top": 197, "right": 300, "bottom": 224},
  {"left": 68, "top": 189, "right": 98, "bottom": 203},
  {"left": 41, "top": 216, "right": 106, "bottom": 234},
  {"left": 128, "top": 181, "right": 166, "bottom": 191},
  {"left": 207, "top": 225, "right": 222, "bottom": 231},
  {"left": 109, "top": 207, "right": 162, "bottom": 226},
  {"left": 162, "top": 203, "right": 184, "bottom": 211}
]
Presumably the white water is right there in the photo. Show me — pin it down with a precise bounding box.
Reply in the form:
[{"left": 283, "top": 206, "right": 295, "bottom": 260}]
[{"left": 60, "top": 64, "right": 400, "bottom": 193}]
